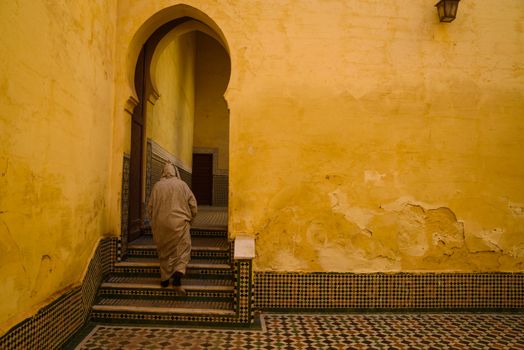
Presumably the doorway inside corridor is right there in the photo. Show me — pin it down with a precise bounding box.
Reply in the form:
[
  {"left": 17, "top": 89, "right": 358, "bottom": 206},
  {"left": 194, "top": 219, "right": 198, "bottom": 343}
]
[
  {"left": 127, "top": 18, "right": 231, "bottom": 245},
  {"left": 192, "top": 153, "right": 213, "bottom": 205}
]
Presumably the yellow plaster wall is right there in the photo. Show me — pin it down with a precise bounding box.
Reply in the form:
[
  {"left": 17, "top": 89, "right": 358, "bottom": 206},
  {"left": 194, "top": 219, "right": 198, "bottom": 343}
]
[
  {"left": 147, "top": 32, "right": 196, "bottom": 168},
  {"left": 194, "top": 32, "right": 231, "bottom": 171},
  {"left": 0, "top": 0, "right": 116, "bottom": 334},
  {"left": 113, "top": 1, "right": 524, "bottom": 273},
  {"left": 226, "top": 0, "right": 524, "bottom": 273}
]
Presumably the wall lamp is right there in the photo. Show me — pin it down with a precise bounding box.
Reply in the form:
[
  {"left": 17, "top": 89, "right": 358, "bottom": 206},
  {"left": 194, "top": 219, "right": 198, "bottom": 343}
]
[{"left": 435, "top": 0, "right": 460, "bottom": 22}]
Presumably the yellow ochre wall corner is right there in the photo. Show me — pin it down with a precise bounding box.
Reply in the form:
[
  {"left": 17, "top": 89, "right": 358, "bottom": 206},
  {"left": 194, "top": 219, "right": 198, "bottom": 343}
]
[{"left": 0, "top": 0, "right": 117, "bottom": 335}]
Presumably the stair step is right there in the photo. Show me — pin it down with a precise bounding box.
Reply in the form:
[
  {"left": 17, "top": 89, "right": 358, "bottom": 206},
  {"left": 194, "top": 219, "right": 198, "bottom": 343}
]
[
  {"left": 125, "top": 250, "right": 230, "bottom": 262},
  {"left": 112, "top": 258, "right": 233, "bottom": 278},
  {"left": 129, "top": 237, "right": 229, "bottom": 250},
  {"left": 102, "top": 276, "right": 234, "bottom": 289},
  {"left": 116, "top": 259, "right": 231, "bottom": 270},
  {"left": 142, "top": 228, "right": 228, "bottom": 237},
  {"left": 92, "top": 298, "right": 235, "bottom": 316},
  {"left": 102, "top": 282, "right": 227, "bottom": 290},
  {"left": 193, "top": 227, "right": 227, "bottom": 238},
  {"left": 126, "top": 237, "right": 231, "bottom": 262},
  {"left": 99, "top": 277, "right": 235, "bottom": 299}
]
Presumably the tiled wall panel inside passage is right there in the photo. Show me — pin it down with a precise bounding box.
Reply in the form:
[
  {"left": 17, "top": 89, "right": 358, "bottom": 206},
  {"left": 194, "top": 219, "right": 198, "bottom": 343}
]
[{"left": 213, "top": 175, "right": 228, "bottom": 207}]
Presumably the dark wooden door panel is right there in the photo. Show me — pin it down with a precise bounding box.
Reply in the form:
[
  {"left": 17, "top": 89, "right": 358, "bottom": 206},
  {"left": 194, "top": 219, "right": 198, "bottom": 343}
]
[
  {"left": 192, "top": 153, "right": 213, "bottom": 205},
  {"left": 128, "top": 47, "right": 145, "bottom": 243},
  {"left": 128, "top": 119, "right": 143, "bottom": 242}
]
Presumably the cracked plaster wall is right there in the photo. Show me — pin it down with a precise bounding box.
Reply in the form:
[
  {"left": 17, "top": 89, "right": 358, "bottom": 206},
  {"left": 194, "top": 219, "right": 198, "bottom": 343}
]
[
  {"left": 112, "top": 1, "right": 524, "bottom": 274},
  {"left": 217, "top": 0, "right": 523, "bottom": 273}
]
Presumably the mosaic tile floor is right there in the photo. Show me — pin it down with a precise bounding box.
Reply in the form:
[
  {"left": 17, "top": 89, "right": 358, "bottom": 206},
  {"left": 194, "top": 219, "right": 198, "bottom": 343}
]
[
  {"left": 191, "top": 206, "right": 227, "bottom": 229},
  {"left": 71, "top": 313, "right": 524, "bottom": 349}
]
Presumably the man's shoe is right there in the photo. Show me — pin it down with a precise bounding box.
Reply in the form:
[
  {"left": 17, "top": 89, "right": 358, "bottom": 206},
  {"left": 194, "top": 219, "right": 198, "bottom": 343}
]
[{"left": 160, "top": 280, "right": 169, "bottom": 288}]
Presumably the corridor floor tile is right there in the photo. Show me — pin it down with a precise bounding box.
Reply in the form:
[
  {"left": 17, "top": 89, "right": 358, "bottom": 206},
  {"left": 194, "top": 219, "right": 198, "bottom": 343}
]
[
  {"left": 71, "top": 313, "right": 524, "bottom": 349},
  {"left": 192, "top": 206, "right": 227, "bottom": 229}
]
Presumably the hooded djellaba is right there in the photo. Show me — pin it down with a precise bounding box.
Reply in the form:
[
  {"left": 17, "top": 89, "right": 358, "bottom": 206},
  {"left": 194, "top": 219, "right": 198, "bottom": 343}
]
[{"left": 147, "top": 162, "right": 197, "bottom": 294}]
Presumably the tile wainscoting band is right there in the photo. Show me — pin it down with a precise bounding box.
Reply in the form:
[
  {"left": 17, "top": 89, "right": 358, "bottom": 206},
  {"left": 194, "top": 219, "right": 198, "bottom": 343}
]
[
  {"left": 0, "top": 237, "right": 118, "bottom": 350},
  {"left": 255, "top": 272, "right": 524, "bottom": 311}
]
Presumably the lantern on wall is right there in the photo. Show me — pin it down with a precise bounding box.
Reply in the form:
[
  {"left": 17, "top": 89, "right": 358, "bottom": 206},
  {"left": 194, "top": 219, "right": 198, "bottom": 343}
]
[{"left": 435, "top": 0, "right": 460, "bottom": 22}]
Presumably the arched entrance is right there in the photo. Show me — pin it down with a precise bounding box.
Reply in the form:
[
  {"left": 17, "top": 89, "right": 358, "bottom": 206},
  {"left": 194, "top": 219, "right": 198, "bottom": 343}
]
[
  {"left": 126, "top": 8, "right": 231, "bottom": 245},
  {"left": 96, "top": 4, "right": 255, "bottom": 326}
]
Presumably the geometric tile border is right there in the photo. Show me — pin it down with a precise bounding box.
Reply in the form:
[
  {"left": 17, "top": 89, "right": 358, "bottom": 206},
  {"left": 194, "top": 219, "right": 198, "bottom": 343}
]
[
  {"left": 0, "top": 237, "right": 118, "bottom": 350},
  {"left": 110, "top": 264, "right": 234, "bottom": 277},
  {"left": 126, "top": 247, "right": 230, "bottom": 260},
  {"left": 97, "top": 288, "right": 234, "bottom": 299},
  {"left": 235, "top": 260, "right": 254, "bottom": 324},
  {"left": 255, "top": 272, "right": 524, "bottom": 311}
]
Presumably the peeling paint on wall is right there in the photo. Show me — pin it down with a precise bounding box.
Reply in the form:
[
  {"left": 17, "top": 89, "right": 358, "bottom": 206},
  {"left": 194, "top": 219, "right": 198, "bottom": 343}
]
[
  {"left": 254, "top": 188, "right": 524, "bottom": 273},
  {"left": 364, "top": 170, "right": 386, "bottom": 186},
  {"left": 509, "top": 202, "right": 524, "bottom": 216},
  {"left": 329, "top": 189, "right": 376, "bottom": 230}
]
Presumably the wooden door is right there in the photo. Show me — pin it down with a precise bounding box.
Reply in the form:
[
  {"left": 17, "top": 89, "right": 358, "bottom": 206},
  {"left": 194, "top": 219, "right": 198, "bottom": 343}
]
[
  {"left": 192, "top": 153, "right": 213, "bottom": 205},
  {"left": 128, "top": 47, "right": 146, "bottom": 242}
]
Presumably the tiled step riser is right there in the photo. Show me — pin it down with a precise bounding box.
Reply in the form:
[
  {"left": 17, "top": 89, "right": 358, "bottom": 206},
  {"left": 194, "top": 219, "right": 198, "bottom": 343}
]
[
  {"left": 141, "top": 229, "right": 227, "bottom": 238},
  {"left": 124, "top": 258, "right": 231, "bottom": 266},
  {"left": 111, "top": 267, "right": 233, "bottom": 279},
  {"left": 190, "top": 230, "right": 227, "bottom": 238},
  {"left": 98, "top": 288, "right": 234, "bottom": 300},
  {"left": 126, "top": 249, "right": 230, "bottom": 262},
  {"left": 109, "top": 273, "right": 234, "bottom": 283},
  {"left": 90, "top": 313, "right": 246, "bottom": 325}
]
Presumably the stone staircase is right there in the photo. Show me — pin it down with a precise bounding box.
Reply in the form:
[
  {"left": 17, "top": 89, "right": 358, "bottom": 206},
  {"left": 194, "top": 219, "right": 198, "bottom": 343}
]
[{"left": 90, "top": 226, "right": 253, "bottom": 325}]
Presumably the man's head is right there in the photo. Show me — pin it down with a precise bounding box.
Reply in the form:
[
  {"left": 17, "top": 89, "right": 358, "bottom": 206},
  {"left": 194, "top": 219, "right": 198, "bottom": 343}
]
[{"left": 161, "top": 162, "right": 180, "bottom": 179}]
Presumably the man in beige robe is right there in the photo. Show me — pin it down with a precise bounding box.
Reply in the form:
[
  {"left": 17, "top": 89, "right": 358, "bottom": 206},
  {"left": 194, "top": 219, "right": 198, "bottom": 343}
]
[{"left": 147, "top": 162, "right": 197, "bottom": 294}]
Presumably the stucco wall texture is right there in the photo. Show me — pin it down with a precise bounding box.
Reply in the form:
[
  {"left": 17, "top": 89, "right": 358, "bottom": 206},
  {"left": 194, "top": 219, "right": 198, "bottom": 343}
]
[
  {"left": 0, "top": 0, "right": 117, "bottom": 334},
  {"left": 1, "top": 0, "right": 524, "bottom": 336},
  {"left": 113, "top": 0, "right": 524, "bottom": 273},
  {"left": 213, "top": 0, "right": 522, "bottom": 273}
]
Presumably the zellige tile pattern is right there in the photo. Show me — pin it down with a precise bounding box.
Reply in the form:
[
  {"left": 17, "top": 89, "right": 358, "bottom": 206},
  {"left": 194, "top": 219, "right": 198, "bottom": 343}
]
[
  {"left": 255, "top": 272, "right": 524, "bottom": 310},
  {"left": 74, "top": 313, "right": 524, "bottom": 349}
]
